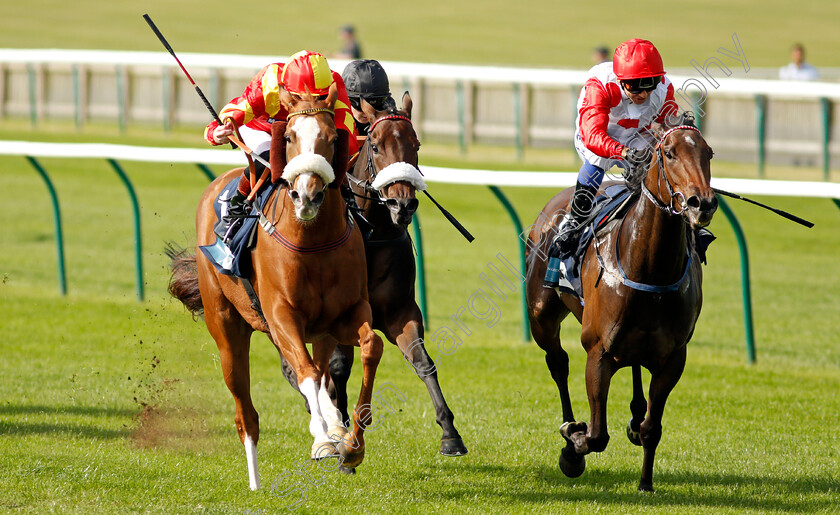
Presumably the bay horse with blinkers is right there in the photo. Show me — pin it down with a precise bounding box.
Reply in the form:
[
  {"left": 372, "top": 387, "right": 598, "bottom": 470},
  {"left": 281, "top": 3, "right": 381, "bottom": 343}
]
[
  {"left": 525, "top": 121, "right": 717, "bottom": 491},
  {"left": 168, "top": 83, "right": 384, "bottom": 490},
  {"left": 279, "top": 92, "right": 468, "bottom": 457}
]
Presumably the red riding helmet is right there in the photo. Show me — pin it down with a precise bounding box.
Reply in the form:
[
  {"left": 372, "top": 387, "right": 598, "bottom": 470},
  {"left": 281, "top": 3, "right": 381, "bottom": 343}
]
[
  {"left": 281, "top": 50, "right": 334, "bottom": 95},
  {"left": 613, "top": 39, "right": 666, "bottom": 80}
]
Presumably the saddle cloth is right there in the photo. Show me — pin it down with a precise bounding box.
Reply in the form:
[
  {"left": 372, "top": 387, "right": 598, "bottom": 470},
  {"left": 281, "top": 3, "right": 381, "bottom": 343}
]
[
  {"left": 199, "top": 177, "right": 277, "bottom": 278},
  {"left": 547, "top": 184, "right": 715, "bottom": 300}
]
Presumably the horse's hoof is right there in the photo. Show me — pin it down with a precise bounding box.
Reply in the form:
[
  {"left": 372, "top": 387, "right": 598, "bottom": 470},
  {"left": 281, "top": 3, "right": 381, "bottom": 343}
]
[
  {"left": 559, "top": 421, "right": 588, "bottom": 440},
  {"left": 558, "top": 444, "right": 586, "bottom": 478},
  {"left": 638, "top": 480, "right": 654, "bottom": 493},
  {"left": 440, "top": 437, "right": 468, "bottom": 457},
  {"left": 328, "top": 425, "right": 349, "bottom": 442},
  {"left": 311, "top": 441, "right": 339, "bottom": 460},
  {"left": 338, "top": 464, "right": 356, "bottom": 475},
  {"left": 626, "top": 418, "right": 642, "bottom": 447},
  {"left": 337, "top": 436, "right": 365, "bottom": 469}
]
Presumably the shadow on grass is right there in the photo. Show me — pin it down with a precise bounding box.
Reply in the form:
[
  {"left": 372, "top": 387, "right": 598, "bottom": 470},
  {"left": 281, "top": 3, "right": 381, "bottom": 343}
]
[{"left": 418, "top": 461, "right": 838, "bottom": 512}]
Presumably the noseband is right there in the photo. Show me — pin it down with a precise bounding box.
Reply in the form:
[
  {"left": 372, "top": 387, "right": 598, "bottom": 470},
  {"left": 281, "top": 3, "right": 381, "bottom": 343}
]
[{"left": 640, "top": 125, "right": 703, "bottom": 217}]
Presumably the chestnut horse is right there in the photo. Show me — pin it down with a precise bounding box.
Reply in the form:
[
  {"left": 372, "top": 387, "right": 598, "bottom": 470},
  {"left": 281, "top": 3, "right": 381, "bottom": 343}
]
[
  {"left": 168, "top": 85, "right": 384, "bottom": 490},
  {"left": 525, "top": 123, "right": 717, "bottom": 492},
  {"left": 279, "top": 93, "right": 468, "bottom": 457}
]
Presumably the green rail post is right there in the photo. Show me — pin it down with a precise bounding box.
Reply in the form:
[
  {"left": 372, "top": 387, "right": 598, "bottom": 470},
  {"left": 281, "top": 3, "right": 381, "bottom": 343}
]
[
  {"left": 27, "top": 63, "right": 37, "bottom": 128},
  {"left": 116, "top": 65, "right": 126, "bottom": 134},
  {"left": 456, "top": 80, "right": 466, "bottom": 155},
  {"left": 411, "top": 212, "right": 428, "bottom": 325},
  {"left": 513, "top": 83, "right": 523, "bottom": 160},
  {"left": 106, "top": 159, "right": 144, "bottom": 301},
  {"left": 820, "top": 97, "right": 831, "bottom": 181},
  {"left": 162, "top": 68, "right": 173, "bottom": 133},
  {"left": 833, "top": 198, "right": 840, "bottom": 211},
  {"left": 755, "top": 94, "right": 767, "bottom": 179},
  {"left": 716, "top": 195, "right": 756, "bottom": 364},
  {"left": 24, "top": 157, "right": 66, "bottom": 296},
  {"left": 691, "top": 91, "right": 705, "bottom": 133},
  {"left": 196, "top": 163, "right": 217, "bottom": 182},
  {"left": 72, "top": 65, "right": 82, "bottom": 129},
  {"left": 488, "top": 185, "right": 530, "bottom": 342}
]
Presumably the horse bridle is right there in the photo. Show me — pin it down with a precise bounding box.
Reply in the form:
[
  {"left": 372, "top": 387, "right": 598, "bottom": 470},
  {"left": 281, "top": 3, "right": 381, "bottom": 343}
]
[
  {"left": 349, "top": 114, "right": 417, "bottom": 214},
  {"left": 640, "top": 125, "right": 703, "bottom": 217},
  {"left": 283, "top": 106, "right": 337, "bottom": 199}
]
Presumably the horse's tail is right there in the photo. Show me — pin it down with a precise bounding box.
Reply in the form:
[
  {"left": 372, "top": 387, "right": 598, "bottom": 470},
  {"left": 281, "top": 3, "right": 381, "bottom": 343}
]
[{"left": 164, "top": 242, "right": 204, "bottom": 317}]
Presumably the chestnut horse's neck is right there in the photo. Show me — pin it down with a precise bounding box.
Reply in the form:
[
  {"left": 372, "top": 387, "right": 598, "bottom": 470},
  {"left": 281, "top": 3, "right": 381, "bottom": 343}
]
[{"left": 616, "top": 159, "right": 690, "bottom": 287}]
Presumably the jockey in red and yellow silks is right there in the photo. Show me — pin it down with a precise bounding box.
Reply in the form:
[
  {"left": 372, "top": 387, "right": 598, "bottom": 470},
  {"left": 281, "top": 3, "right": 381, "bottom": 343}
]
[
  {"left": 205, "top": 50, "right": 358, "bottom": 241},
  {"left": 545, "top": 38, "right": 678, "bottom": 286}
]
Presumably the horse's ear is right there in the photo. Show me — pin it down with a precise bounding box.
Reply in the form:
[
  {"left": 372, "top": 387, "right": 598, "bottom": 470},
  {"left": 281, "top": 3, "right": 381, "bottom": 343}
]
[
  {"left": 401, "top": 91, "right": 412, "bottom": 119},
  {"left": 325, "top": 82, "right": 338, "bottom": 109},
  {"left": 279, "top": 85, "right": 294, "bottom": 111},
  {"left": 360, "top": 97, "right": 377, "bottom": 120},
  {"left": 649, "top": 122, "right": 667, "bottom": 141}
]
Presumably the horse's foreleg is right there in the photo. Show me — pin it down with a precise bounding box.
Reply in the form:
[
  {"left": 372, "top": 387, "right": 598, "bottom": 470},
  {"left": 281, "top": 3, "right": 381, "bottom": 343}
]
[
  {"left": 268, "top": 318, "right": 334, "bottom": 460},
  {"left": 312, "top": 337, "right": 350, "bottom": 444},
  {"left": 335, "top": 302, "right": 384, "bottom": 469},
  {"left": 328, "top": 345, "right": 354, "bottom": 426},
  {"left": 638, "top": 346, "right": 686, "bottom": 492},
  {"left": 387, "top": 306, "right": 467, "bottom": 457},
  {"left": 627, "top": 365, "right": 646, "bottom": 446},
  {"left": 579, "top": 348, "right": 616, "bottom": 454}
]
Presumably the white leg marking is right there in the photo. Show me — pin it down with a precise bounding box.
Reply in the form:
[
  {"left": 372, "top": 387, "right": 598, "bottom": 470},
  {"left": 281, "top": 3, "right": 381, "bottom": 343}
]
[
  {"left": 244, "top": 434, "right": 260, "bottom": 490},
  {"left": 317, "top": 376, "right": 346, "bottom": 440},
  {"left": 299, "top": 377, "right": 330, "bottom": 444}
]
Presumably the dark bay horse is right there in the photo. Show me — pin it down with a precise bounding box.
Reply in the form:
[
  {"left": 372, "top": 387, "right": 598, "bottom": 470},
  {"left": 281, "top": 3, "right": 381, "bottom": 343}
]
[
  {"left": 168, "top": 85, "right": 384, "bottom": 490},
  {"left": 525, "top": 123, "right": 717, "bottom": 492},
  {"left": 279, "top": 93, "right": 468, "bottom": 457}
]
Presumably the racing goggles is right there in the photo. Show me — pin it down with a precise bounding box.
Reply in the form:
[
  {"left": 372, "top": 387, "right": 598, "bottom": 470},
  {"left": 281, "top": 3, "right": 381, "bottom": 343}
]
[
  {"left": 349, "top": 95, "right": 393, "bottom": 112},
  {"left": 621, "top": 76, "right": 661, "bottom": 94}
]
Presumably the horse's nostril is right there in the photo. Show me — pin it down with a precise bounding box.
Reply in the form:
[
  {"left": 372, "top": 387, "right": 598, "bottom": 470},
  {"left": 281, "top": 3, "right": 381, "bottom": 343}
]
[{"left": 686, "top": 195, "right": 701, "bottom": 209}]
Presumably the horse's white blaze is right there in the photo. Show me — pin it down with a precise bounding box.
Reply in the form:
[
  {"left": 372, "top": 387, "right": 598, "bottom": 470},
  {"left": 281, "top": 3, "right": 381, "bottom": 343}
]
[
  {"left": 685, "top": 135, "right": 696, "bottom": 146},
  {"left": 299, "top": 377, "right": 330, "bottom": 443},
  {"left": 317, "top": 376, "right": 345, "bottom": 438},
  {"left": 244, "top": 434, "right": 260, "bottom": 490},
  {"left": 292, "top": 116, "right": 321, "bottom": 154}
]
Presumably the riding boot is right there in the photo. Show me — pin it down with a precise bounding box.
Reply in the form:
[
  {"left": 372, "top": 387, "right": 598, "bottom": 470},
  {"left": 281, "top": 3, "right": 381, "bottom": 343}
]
[
  {"left": 543, "top": 180, "right": 599, "bottom": 287},
  {"left": 340, "top": 183, "right": 374, "bottom": 240},
  {"left": 222, "top": 190, "right": 251, "bottom": 244}
]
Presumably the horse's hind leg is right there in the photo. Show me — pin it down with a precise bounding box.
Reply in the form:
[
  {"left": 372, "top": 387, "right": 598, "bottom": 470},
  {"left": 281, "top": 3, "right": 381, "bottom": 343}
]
[
  {"left": 638, "top": 346, "right": 686, "bottom": 492},
  {"left": 201, "top": 284, "right": 260, "bottom": 489},
  {"left": 626, "top": 365, "right": 646, "bottom": 446},
  {"left": 528, "top": 288, "right": 584, "bottom": 476},
  {"left": 385, "top": 304, "right": 467, "bottom": 457}
]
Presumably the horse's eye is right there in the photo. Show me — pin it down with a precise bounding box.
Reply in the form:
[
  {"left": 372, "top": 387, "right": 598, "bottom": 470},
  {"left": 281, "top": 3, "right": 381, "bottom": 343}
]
[
  {"left": 371, "top": 143, "right": 379, "bottom": 154},
  {"left": 664, "top": 149, "right": 674, "bottom": 160}
]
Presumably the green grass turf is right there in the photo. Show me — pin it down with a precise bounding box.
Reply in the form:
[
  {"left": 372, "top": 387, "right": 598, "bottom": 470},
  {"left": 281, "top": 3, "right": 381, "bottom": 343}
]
[
  {"left": 1, "top": 144, "right": 839, "bottom": 512},
  {"left": 2, "top": 3, "right": 840, "bottom": 511},
  {"left": 3, "top": 0, "right": 840, "bottom": 69}
]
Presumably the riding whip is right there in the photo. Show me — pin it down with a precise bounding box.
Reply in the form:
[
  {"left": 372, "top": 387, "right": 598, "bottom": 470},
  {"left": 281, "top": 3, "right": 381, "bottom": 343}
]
[
  {"left": 142, "top": 14, "right": 236, "bottom": 149},
  {"left": 713, "top": 188, "right": 814, "bottom": 228},
  {"left": 421, "top": 190, "right": 475, "bottom": 242}
]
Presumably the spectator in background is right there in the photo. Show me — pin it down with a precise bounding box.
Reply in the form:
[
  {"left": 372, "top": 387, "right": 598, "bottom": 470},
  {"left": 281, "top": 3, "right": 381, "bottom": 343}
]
[
  {"left": 779, "top": 43, "right": 819, "bottom": 81},
  {"left": 592, "top": 45, "right": 610, "bottom": 65},
  {"left": 336, "top": 25, "right": 362, "bottom": 60}
]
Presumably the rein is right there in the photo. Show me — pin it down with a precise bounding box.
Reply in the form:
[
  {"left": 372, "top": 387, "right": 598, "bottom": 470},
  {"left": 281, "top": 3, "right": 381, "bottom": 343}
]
[{"left": 598, "top": 125, "right": 703, "bottom": 293}]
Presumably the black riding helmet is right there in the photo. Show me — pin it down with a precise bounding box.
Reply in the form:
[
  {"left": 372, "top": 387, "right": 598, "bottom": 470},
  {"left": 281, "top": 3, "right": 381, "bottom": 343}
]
[{"left": 342, "top": 59, "right": 395, "bottom": 111}]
